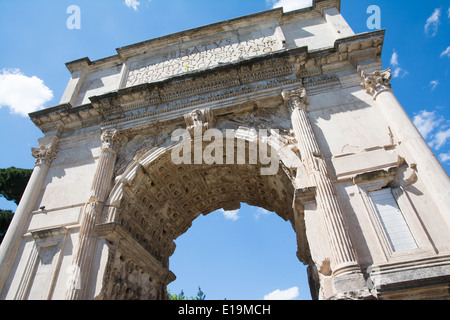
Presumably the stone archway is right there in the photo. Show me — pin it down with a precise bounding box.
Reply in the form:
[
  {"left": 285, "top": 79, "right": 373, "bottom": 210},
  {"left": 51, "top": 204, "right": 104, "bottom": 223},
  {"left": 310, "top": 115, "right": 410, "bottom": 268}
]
[
  {"left": 93, "top": 126, "right": 313, "bottom": 300},
  {"left": 2, "top": 3, "right": 450, "bottom": 301}
]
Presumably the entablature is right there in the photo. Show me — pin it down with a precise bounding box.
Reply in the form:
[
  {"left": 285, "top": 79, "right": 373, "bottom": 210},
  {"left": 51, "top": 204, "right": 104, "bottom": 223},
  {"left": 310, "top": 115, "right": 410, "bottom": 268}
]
[
  {"left": 30, "top": 29, "right": 384, "bottom": 135},
  {"left": 65, "top": 0, "right": 341, "bottom": 75}
]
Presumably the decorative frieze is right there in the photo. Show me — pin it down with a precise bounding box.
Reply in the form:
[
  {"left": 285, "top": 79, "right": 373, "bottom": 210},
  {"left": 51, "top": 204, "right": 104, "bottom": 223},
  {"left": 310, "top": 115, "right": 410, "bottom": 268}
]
[
  {"left": 126, "top": 35, "right": 281, "bottom": 86},
  {"left": 29, "top": 30, "right": 386, "bottom": 135}
]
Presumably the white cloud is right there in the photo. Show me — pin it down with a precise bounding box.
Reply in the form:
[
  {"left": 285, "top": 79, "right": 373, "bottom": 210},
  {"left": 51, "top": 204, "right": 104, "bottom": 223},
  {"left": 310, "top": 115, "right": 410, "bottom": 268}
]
[
  {"left": 254, "top": 208, "right": 271, "bottom": 220},
  {"left": 429, "top": 80, "right": 439, "bottom": 91},
  {"left": 390, "top": 50, "right": 408, "bottom": 78},
  {"left": 264, "top": 287, "right": 300, "bottom": 300},
  {"left": 221, "top": 209, "right": 240, "bottom": 222},
  {"left": 392, "top": 67, "right": 408, "bottom": 79},
  {"left": 268, "top": 0, "right": 312, "bottom": 12},
  {"left": 425, "top": 8, "right": 441, "bottom": 37},
  {"left": 392, "top": 68, "right": 401, "bottom": 78},
  {"left": 440, "top": 152, "right": 450, "bottom": 164},
  {"left": 441, "top": 46, "right": 450, "bottom": 58},
  {"left": 448, "top": 7, "right": 450, "bottom": 19},
  {"left": 413, "top": 109, "right": 450, "bottom": 157},
  {"left": 0, "top": 69, "right": 53, "bottom": 117},
  {"left": 390, "top": 51, "right": 399, "bottom": 67},
  {"left": 125, "top": 0, "right": 140, "bottom": 11},
  {"left": 431, "top": 128, "right": 450, "bottom": 150},
  {"left": 413, "top": 110, "right": 442, "bottom": 140}
]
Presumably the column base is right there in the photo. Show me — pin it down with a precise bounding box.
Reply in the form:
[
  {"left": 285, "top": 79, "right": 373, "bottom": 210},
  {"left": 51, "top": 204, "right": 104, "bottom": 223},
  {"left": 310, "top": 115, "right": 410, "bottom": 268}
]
[
  {"left": 330, "top": 263, "right": 373, "bottom": 300},
  {"left": 326, "top": 288, "right": 375, "bottom": 300}
]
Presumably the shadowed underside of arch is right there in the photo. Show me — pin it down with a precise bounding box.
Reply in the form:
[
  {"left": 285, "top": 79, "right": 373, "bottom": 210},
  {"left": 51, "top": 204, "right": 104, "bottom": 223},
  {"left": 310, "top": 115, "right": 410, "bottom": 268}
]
[{"left": 94, "top": 133, "right": 312, "bottom": 300}]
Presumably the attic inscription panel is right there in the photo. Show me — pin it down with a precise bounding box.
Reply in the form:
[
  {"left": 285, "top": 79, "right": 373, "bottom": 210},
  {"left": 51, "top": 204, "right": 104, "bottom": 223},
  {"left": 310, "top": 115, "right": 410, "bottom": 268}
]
[{"left": 126, "top": 35, "right": 281, "bottom": 86}]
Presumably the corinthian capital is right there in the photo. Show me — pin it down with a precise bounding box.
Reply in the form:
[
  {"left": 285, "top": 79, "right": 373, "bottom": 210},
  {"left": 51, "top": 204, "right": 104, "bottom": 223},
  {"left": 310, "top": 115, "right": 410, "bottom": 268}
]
[
  {"left": 32, "top": 138, "right": 59, "bottom": 166},
  {"left": 101, "top": 130, "right": 120, "bottom": 152},
  {"left": 358, "top": 67, "right": 392, "bottom": 97},
  {"left": 282, "top": 87, "right": 307, "bottom": 113},
  {"left": 184, "top": 108, "right": 214, "bottom": 135}
]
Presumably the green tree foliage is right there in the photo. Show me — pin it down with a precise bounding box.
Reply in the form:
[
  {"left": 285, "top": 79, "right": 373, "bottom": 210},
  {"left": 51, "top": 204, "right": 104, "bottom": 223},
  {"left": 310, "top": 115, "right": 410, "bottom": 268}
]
[
  {"left": 168, "top": 287, "right": 206, "bottom": 300},
  {"left": 0, "top": 167, "right": 33, "bottom": 244},
  {"left": 0, "top": 210, "right": 14, "bottom": 244},
  {"left": 0, "top": 167, "right": 33, "bottom": 205}
]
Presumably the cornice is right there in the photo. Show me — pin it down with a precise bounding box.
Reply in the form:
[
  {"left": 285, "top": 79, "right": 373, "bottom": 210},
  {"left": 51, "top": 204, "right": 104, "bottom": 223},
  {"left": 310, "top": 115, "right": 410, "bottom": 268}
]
[
  {"left": 29, "top": 103, "right": 102, "bottom": 134},
  {"left": 65, "top": 1, "right": 341, "bottom": 74},
  {"left": 314, "top": 0, "right": 341, "bottom": 14},
  {"left": 30, "top": 29, "right": 384, "bottom": 134}
]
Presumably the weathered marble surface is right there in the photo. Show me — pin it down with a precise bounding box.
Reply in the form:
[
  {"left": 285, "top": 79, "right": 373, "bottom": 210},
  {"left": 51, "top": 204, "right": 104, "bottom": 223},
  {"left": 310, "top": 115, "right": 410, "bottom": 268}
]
[{"left": 1, "top": 0, "right": 449, "bottom": 300}]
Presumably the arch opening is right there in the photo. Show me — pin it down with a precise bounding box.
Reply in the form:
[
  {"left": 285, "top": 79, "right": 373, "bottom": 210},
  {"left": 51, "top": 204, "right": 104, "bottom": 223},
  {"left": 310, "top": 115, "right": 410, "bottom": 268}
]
[
  {"left": 167, "top": 203, "right": 312, "bottom": 300},
  {"left": 96, "top": 132, "right": 314, "bottom": 300}
]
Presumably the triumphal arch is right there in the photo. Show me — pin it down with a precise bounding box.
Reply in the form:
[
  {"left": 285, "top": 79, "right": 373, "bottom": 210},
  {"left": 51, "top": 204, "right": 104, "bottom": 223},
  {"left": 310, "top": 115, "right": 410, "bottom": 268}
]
[{"left": 1, "top": 0, "right": 449, "bottom": 300}]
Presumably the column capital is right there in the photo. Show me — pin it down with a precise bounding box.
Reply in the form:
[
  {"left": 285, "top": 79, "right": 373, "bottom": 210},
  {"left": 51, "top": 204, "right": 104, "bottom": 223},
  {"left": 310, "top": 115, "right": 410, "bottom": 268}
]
[
  {"left": 184, "top": 108, "right": 214, "bottom": 135},
  {"left": 31, "top": 137, "right": 59, "bottom": 166},
  {"left": 101, "top": 129, "right": 121, "bottom": 152},
  {"left": 282, "top": 87, "right": 307, "bottom": 112},
  {"left": 358, "top": 67, "right": 392, "bottom": 98}
]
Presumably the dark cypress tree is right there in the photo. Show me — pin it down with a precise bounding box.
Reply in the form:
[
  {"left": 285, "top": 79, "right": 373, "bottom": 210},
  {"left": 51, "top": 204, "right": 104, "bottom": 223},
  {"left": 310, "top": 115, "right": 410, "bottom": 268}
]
[
  {"left": 0, "top": 210, "right": 14, "bottom": 244},
  {"left": 0, "top": 167, "right": 33, "bottom": 205},
  {"left": 0, "top": 167, "right": 33, "bottom": 244}
]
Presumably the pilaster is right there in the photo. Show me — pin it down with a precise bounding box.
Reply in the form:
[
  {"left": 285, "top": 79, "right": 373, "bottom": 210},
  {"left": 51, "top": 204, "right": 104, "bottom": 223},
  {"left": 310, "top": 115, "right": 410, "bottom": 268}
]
[
  {"left": 65, "top": 130, "right": 120, "bottom": 300},
  {"left": 358, "top": 67, "right": 450, "bottom": 228},
  {"left": 0, "top": 133, "right": 61, "bottom": 297},
  {"left": 282, "top": 88, "right": 371, "bottom": 299},
  {"left": 283, "top": 88, "right": 359, "bottom": 269}
]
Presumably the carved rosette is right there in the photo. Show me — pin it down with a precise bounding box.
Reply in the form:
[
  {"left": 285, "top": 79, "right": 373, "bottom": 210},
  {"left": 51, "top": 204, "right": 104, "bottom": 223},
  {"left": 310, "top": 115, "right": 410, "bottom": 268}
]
[
  {"left": 358, "top": 67, "right": 392, "bottom": 98},
  {"left": 31, "top": 138, "right": 59, "bottom": 166}
]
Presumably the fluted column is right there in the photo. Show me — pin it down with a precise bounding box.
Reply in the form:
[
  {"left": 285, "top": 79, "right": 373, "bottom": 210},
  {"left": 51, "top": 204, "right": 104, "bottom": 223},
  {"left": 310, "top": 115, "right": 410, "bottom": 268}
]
[
  {"left": 282, "top": 88, "right": 359, "bottom": 272},
  {"left": 0, "top": 136, "right": 60, "bottom": 297},
  {"left": 65, "top": 130, "right": 119, "bottom": 300},
  {"left": 358, "top": 67, "right": 450, "bottom": 227}
]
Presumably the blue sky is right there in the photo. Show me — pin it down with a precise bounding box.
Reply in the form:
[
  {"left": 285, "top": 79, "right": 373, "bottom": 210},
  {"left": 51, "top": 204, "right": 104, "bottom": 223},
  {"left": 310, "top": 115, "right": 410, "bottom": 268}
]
[{"left": 0, "top": 0, "right": 449, "bottom": 300}]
